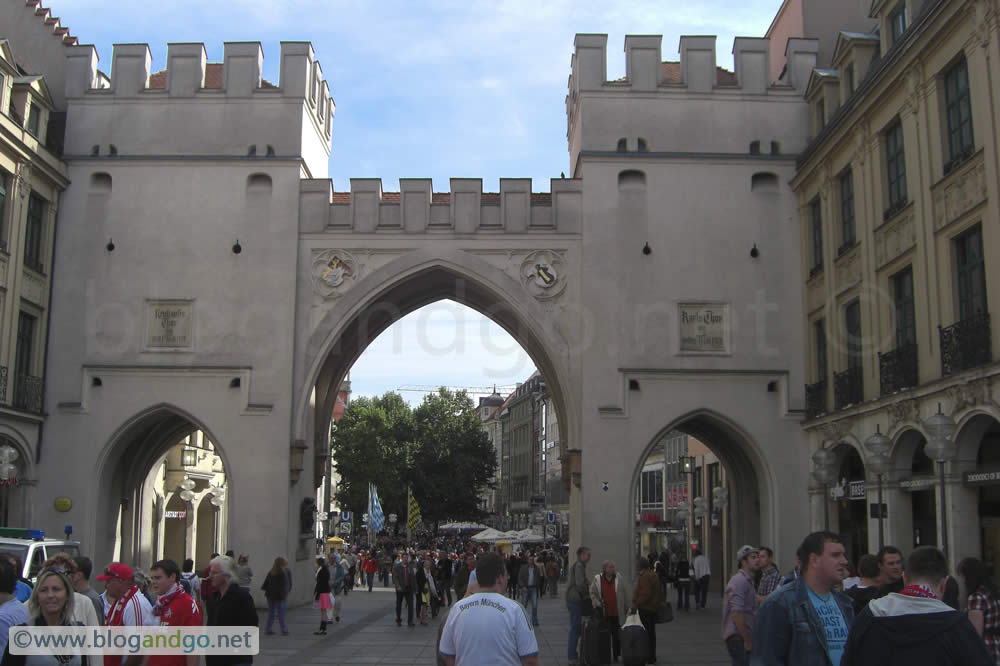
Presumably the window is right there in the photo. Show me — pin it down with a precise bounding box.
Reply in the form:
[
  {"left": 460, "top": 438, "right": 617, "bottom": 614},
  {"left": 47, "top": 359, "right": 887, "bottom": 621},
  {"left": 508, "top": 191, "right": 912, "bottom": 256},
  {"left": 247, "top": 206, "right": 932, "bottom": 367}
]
[
  {"left": 889, "top": 3, "right": 907, "bottom": 44},
  {"left": 26, "top": 103, "right": 40, "bottom": 137},
  {"left": 840, "top": 170, "right": 855, "bottom": 249},
  {"left": 0, "top": 171, "right": 7, "bottom": 249},
  {"left": 749, "top": 140, "right": 761, "bottom": 155},
  {"left": 24, "top": 193, "right": 44, "bottom": 272},
  {"left": 892, "top": 267, "right": 916, "bottom": 347},
  {"left": 815, "top": 319, "right": 828, "bottom": 381},
  {"left": 641, "top": 469, "right": 663, "bottom": 507},
  {"left": 944, "top": 58, "right": 974, "bottom": 166},
  {"left": 885, "top": 121, "right": 907, "bottom": 213},
  {"left": 181, "top": 449, "right": 197, "bottom": 467},
  {"left": 845, "top": 300, "right": 862, "bottom": 369},
  {"left": 955, "top": 225, "right": 987, "bottom": 320},
  {"left": 810, "top": 198, "right": 823, "bottom": 274},
  {"left": 15, "top": 312, "right": 35, "bottom": 381}
]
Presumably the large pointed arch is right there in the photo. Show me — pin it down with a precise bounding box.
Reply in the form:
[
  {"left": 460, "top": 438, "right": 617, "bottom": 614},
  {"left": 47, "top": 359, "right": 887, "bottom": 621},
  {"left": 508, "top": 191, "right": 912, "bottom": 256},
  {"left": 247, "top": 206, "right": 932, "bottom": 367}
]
[{"left": 295, "top": 249, "right": 579, "bottom": 476}]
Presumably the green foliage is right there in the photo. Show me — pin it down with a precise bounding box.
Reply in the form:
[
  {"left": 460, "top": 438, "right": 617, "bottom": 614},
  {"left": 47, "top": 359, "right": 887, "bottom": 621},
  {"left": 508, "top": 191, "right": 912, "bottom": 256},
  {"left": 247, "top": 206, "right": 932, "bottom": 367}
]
[{"left": 330, "top": 388, "right": 497, "bottom": 528}]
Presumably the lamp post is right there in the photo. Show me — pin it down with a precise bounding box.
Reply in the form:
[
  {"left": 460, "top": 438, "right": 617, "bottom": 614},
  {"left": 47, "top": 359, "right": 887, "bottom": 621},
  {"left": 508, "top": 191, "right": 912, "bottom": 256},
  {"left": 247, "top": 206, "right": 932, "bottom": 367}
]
[
  {"left": 923, "top": 404, "right": 957, "bottom": 560},
  {"left": 812, "top": 446, "right": 838, "bottom": 530},
  {"left": 712, "top": 485, "right": 730, "bottom": 581},
  {"left": 679, "top": 455, "right": 696, "bottom": 557},
  {"left": 864, "top": 425, "right": 892, "bottom": 550}
]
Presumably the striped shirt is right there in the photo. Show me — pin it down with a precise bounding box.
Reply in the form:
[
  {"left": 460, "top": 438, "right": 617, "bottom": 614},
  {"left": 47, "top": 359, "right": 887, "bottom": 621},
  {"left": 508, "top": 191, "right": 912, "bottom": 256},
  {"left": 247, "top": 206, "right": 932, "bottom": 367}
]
[{"left": 757, "top": 566, "right": 782, "bottom": 598}]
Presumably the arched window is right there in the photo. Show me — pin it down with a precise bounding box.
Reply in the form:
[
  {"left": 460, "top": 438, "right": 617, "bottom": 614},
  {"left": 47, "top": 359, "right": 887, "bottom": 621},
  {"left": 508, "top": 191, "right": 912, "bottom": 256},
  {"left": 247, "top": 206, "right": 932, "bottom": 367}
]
[
  {"left": 770, "top": 141, "right": 781, "bottom": 154},
  {"left": 637, "top": 138, "right": 648, "bottom": 152},
  {"left": 247, "top": 173, "right": 272, "bottom": 194},
  {"left": 749, "top": 140, "right": 761, "bottom": 155},
  {"left": 90, "top": 173, "right": 112, "bottom": 192},
  {"left": 616, "top": 138, "right": 627, "bottom": 153},
  {"left": 618, "top": 170, "right": 646, "bottom": 189},
  {"left": 751, "top": 172, "right": 779, "bottom": 192}
]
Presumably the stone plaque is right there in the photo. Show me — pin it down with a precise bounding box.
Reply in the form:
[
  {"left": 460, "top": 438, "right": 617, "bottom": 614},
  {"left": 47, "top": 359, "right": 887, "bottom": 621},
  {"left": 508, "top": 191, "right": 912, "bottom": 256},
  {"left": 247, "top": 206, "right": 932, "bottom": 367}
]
[
  {"left": 145, "top": 300, "right": 194, "bottom": 349},
  {"left": 678, "top": 303, "right": 729, "bottom": 353}
]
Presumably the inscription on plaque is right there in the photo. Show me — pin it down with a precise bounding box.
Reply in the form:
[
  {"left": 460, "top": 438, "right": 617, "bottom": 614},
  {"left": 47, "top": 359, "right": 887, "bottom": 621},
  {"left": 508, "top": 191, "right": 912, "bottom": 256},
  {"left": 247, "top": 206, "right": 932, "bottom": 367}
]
[
  {"left": 145, "top": 300, "right": 193, "bottom": 349},
  {"left": 678, "top": 303, "right": 729, "bottom": 353}
]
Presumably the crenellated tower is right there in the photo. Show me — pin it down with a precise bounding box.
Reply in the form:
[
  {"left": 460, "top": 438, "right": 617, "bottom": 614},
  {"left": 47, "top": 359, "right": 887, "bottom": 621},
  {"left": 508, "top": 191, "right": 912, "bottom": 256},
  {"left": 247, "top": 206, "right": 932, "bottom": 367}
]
[{"left": 62, "top": 41, "right": 333, "bottom": 176}]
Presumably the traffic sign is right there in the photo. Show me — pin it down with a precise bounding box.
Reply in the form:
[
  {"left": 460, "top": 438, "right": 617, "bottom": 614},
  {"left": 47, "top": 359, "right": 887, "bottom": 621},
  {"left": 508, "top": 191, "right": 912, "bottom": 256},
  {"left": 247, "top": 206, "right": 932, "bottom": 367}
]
[
  {"left": 340, "top": 522, "right": 352, "bottom": 533},
  {"left": 546, "top": 511, "right": 556, "bottom": 524},
  {"left": 545, "top": 524, "right": 557, "bottom": 536},
  {"left": 340, "top": 511, "right": 352, "bottom": 522}
]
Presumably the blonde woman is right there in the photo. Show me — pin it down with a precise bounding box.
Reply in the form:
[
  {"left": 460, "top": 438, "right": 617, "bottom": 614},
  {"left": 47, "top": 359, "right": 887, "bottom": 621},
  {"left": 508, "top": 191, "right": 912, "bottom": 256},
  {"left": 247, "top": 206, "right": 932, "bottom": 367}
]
[{"left": 2, "top": 568, "right": 87, "bottom": 666}]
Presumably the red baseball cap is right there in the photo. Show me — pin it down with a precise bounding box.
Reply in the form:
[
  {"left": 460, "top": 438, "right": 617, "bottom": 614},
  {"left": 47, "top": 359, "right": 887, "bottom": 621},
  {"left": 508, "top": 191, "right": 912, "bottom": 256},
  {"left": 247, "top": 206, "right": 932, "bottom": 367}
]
[{"left": 96, "top": 562, "right": 134, "bottom": 581}]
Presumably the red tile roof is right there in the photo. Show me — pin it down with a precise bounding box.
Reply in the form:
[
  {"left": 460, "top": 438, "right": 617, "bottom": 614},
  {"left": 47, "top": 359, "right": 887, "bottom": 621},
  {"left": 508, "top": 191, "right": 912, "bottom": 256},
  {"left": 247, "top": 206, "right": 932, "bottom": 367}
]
[{"left": 148, "top": 63, "right": 277, "bottom": 90}]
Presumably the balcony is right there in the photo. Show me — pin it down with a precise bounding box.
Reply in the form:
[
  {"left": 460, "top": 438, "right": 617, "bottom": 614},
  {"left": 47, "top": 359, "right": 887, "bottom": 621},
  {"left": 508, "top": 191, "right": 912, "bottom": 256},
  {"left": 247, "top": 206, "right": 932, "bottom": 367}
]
[
  {"left": 12, "top": 374, "right": 42, "bottom": 414},
  {"left": 940, "top": 313, "right": 992, "bottom": 377},
  {"left": 879, "top": 343, "right": 918, "bottom": 395},
  {"left": 833, "top": 366, "right": 863, "bottom": 410},
  {"left": 805, "top": 381, "right": 827, "bottom": 419}
]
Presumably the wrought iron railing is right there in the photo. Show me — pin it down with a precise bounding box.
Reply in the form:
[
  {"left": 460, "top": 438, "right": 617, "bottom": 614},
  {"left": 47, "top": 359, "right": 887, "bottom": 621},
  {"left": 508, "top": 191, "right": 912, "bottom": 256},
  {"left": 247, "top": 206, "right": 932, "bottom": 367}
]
[
  {"left": 940, "top": 313, "right": 992, "bottom": 376},
  {"left": 805, "top": 381, "right": 826, "bottom": 419},
  {"left": 834, "top": 365, "right": 863, "bottom": 410},
  {"left": 12, "top": 374, "right": 42, "bottom": 414},
  {"left": 879, "top": 343, "right": 918, "bottom": 395}
]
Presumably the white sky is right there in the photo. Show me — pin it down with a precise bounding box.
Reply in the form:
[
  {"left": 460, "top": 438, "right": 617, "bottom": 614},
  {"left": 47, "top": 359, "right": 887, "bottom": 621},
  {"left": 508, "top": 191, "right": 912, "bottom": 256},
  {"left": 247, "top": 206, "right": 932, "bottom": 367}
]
[{"left": 47, "top": 0, "right": 784, "bottom": 403}]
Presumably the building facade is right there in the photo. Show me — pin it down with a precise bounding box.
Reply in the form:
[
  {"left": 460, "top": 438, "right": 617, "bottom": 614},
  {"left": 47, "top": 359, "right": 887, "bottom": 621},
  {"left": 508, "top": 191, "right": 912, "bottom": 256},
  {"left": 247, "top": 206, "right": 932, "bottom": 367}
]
[
  {"left": 477, "top": 389, "right": 505, "bottom": 516},
  {"left": 794, "top": 0, "right": 1000, "bottom": 570},
  {"left": 0, "top": 38, "right": 67, "bottom": 528}
]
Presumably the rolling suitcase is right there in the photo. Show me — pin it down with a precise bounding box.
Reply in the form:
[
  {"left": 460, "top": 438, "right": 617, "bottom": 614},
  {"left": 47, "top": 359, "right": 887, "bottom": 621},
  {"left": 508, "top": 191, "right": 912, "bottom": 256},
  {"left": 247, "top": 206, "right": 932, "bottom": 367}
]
[
  {"left": 579, "top": 615, "right": 611, "bottom": 665},
  {"left": 621, "top": 612, "right": 649, "bottom": 666}
]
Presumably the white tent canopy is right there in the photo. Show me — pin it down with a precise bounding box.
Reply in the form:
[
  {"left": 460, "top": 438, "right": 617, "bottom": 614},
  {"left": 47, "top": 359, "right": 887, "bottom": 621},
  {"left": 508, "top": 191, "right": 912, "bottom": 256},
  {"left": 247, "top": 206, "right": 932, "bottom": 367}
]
[
  {"left": 439, "top": 522, "right": 488, "bottom": 531},
  {"left": 511, "top": 529, "right": 544, "bottom": 543},
  {"left": 470, "top": 528, "right": 513, "bottom": 542}
]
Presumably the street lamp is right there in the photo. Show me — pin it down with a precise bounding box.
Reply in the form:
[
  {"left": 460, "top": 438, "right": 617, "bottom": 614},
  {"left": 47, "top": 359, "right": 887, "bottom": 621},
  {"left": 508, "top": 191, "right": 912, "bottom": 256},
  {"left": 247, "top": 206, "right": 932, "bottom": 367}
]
[
  {"left": 864, "top": 425, "right": 892, "bottom": 550},
  {"left": 712, "top": 486, "right": 730, "bottom": 579},
  {"left": 178, "top": 477, "right": 196, "bottom": 503},
  {"left": 812, "top": 446, "right": 838, "bottom": 530},
  {"left": 923, "top": 404, "right": 957, "bottom": 560}
]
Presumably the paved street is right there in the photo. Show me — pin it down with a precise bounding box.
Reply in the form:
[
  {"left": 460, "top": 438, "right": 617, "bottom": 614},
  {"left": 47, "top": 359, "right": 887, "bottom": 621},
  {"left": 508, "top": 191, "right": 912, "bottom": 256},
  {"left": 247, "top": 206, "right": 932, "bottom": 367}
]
[{"left": 256, "top": 584, "right": 730, "bottom": 666}]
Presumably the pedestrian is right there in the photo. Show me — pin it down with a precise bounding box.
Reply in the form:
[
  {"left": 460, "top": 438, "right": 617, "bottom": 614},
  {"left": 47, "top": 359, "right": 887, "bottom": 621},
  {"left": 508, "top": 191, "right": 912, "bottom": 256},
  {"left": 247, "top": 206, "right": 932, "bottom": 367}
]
[
  {"left": 363, "top": 552, "right": 378, "bottom": 592},
  {"left": 589, "top": 559, "right": 631, "bottom": 663},
  {"left": 261, "top": 557, "right": 290, "bottom": 635},
  {"left": 379, "top": 550, "right": 392, "bottom": 588},
  {"left": 841, "top": 546, "right": 991, "bottom": 666},
  {"left": 4, "top": 569, "right": 81, "bottom": 666},
  {"left": 393, "top": 552, "right": 416, "bottom": 627},
  {"left": 437, "top": 552, "right": 453, "bottom": 606},
  {"left": 630, "top": 555, "right": 661, "bottom": 665},
  {"left": 755, "top": 547, "right": 781, "bottom": 603},
  {"left": 201, "top": 553, "right": 220, "bottom": 602},
  {"left": 675, "top": 550, "right": 693, "bottom": 612},
  {"left": 4, "top": 556, "right": 30, "bottom": 603},
  {"left": 312, "top": 556, "right": 332, "bottom": 635},
  {"left": 565, "top": 545, "right": 591, "bottom": 665},
  {"left": 98, "top": 562, "right": 156, "bottom": 666},
  {"left": 507, "top": 552, "right": 522, "bottom": 600},
  {"left": 0, "top": 558, "right": 29, "bottom": 655},
  {"left": 453, "top": 553, "right": 476, "bottom": 601},
  {"left": 517, "top": 553, "right": 543, "bottom": 628},
  {"left": 204, "top": 555, "right": 258, "bottom": 666},
  {"left": 844, "top": 554, "right": 881, "bottom": 616},
  {"left": 417, "top": 557, "right": 439, "bottom": 625},
  {"left": 874, "top": 546, "right": 903, "bottom": 596},
  {"left": 693, "top": 547, "right": 711, "bottom": 610},
  {"left": 722, "top": 545, "right": 761, "bottom": 666},
  {"left": 235, "top": 554, "right": 253, "bottom": 592},
  {"left": 751, "top": 531, "right": 854, "bottom": 666},
  {"left": 545, "top": 554, "right": 561, "bottom": 598},
  {"left": 41, "top": 554, "right": 100, "bottom": 627},
  {"left": 149, "top": 559, "right": 202, "bottom": 666},
  {"left": 958, "top": 556, "right": 1000, "bottom": 663},
  {"left": 179, "top": 559, "right": 201, "bottom": 605},
  {"left": 438, "top": 552, "right": 539, "bottom": 666},
  {"left": 70, "top": 556, "right": 105, "bottom": 626}
]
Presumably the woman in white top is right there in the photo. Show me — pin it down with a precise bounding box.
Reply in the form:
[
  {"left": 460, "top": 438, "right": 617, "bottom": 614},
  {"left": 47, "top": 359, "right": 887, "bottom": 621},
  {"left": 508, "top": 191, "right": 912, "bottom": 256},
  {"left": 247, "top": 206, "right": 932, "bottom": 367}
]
[{"left": 3, "top": 569, "right": 88, "bottom": 666}]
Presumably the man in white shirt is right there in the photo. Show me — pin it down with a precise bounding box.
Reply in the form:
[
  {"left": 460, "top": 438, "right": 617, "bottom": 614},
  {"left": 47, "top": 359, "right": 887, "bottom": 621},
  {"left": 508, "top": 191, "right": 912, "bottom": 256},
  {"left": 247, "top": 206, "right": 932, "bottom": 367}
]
[
  {"left": 692, "top": 548, "right": 711, "bottom": 610},
  {"left": 439, "top": 552, "right": 539, "bottom": 666}
]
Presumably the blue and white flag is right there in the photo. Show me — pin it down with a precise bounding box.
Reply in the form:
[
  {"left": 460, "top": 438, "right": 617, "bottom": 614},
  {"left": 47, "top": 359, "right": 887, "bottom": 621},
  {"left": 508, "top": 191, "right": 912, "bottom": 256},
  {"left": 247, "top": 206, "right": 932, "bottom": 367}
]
[{"left": 369, "top": 484, "right": 385, "bottom": 533}]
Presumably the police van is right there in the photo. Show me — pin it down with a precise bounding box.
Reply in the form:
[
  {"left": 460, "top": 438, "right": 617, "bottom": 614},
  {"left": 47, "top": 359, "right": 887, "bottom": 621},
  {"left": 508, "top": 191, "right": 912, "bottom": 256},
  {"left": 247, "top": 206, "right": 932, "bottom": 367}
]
[{"left": 0, "top": 527, "right": 81, "bottom": 582}]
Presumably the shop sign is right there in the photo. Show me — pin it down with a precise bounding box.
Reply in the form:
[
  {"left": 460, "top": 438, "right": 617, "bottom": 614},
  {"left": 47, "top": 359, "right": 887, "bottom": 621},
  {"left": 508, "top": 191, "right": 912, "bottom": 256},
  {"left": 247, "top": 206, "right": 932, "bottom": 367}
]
[
  {"left": 640, "top": 513, "right": 660, "bottom": 523},
  {"left": 165, "top": 511, "right": 186, "bottom": 519},
  {"left": 848, "top": 481, "right": 866, "bottom": 500},
  {"left": 899, "top": 477, "right": 936, "bottom": 491},
  {"left": 964, "top": 468, "right": 1000, "bottom": 487}
]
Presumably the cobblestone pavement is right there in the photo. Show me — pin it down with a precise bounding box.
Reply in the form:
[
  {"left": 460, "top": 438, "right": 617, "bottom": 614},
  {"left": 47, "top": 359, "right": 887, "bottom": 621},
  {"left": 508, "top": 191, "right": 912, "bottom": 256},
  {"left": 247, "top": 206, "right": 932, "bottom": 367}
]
[{"left": 256, "top": 584, "right": 730, "bottom": 666}]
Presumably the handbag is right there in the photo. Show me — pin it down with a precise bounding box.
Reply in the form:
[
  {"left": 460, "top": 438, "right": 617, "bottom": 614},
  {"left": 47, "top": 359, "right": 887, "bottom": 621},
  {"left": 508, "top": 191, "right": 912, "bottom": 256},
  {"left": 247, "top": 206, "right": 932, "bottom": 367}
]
[
  {"left": 656, "top": 600, "right": 674, "bottom": 624},
  {"left": 623, "top": 611, "right": 643, "bottom": 629}
]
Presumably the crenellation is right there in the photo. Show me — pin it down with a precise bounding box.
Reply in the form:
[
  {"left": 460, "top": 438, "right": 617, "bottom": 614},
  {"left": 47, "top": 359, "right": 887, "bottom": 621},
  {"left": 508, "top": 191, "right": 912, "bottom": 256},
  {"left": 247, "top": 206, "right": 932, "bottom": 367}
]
[
  {"left": 572, "top": 34, "right": 608, "bottom": 92},
  {"left": 679, "top": 36, "right": 717, "bottom": 92},
  {"left": 64, "top": 44, "right": 98, "bottom": 99},
  {"left": 784, "top": 38, "right": 820, "bottom": 93},
  {"left": 624, "top": 35, "right": 662, "bottom": 91},
  {"left": 299, "top": 177, "right": 582, "bottom": 234},
  {"left": 733, "top": 37, "right": 770, "bottom": 94},
  {"left": 166, "top": 43, "right": 206, "bottom": 97},
  {"left": 222, "top": 42, "right": 262, "bottom": 97},
  {"left": 279, "top": 41, "right": 314, "bottom": 98},
  {"left": 110, "top": 43, "right": 151, "bottom": 97}
]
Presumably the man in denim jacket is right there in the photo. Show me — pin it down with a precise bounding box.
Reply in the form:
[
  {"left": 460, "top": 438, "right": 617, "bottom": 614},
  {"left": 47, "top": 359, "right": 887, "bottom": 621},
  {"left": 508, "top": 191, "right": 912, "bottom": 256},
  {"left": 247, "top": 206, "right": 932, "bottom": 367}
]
[{"left": 751, "top": 531, "right": 854, "bottom": 666}]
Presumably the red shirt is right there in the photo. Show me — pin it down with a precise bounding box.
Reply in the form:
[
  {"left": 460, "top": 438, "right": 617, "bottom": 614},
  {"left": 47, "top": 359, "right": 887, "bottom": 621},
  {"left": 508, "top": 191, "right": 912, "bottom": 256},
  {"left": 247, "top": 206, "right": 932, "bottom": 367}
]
[
  {"left": 601, "top": 575, "right": 619, "bottom": 617},
  {"left": 149, "top": 592, "right": 203, "bottom": 666}
]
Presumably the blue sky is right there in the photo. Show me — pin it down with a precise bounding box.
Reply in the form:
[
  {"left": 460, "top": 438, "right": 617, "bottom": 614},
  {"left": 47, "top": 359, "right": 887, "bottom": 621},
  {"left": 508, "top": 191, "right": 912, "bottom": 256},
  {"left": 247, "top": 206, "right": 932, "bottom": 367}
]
[{"left": 50, "top": 0, "right": 783, "bottom": 403}]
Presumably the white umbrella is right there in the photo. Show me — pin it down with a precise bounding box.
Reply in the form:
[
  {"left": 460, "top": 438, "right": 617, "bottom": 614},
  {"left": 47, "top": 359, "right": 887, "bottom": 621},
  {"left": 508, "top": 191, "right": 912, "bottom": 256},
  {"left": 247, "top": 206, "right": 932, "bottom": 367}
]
[{"left": 471, "top": 528, "right": 509, "bottom": 542}]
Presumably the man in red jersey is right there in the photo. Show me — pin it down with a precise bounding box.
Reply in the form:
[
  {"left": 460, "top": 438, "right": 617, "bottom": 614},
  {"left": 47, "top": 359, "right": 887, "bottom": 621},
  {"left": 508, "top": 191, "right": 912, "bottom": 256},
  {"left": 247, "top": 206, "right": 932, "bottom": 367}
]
[{"left": 150, "top": 559, "right": 203, "bottom": 666}]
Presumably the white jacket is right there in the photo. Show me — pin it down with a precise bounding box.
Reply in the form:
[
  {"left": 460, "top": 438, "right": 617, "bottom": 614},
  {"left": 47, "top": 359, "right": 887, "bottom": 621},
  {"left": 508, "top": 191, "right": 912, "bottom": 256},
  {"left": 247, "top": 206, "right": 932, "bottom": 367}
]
[{"left": 588, "top": 572, "right": 631, "bottom": 621}]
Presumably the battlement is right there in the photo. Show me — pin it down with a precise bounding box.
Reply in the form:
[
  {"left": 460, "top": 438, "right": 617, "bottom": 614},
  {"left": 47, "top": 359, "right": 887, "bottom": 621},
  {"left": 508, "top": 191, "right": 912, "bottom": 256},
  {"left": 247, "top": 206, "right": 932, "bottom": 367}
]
[
  {"left": 568, "top": 33, "right": 818, "bottom": 98},
  {"left": 62, "top": 42, "right": 334, "bottom": 176},
  {"left": 299, "top": 178, "right": 582, "bottom": 234}
]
